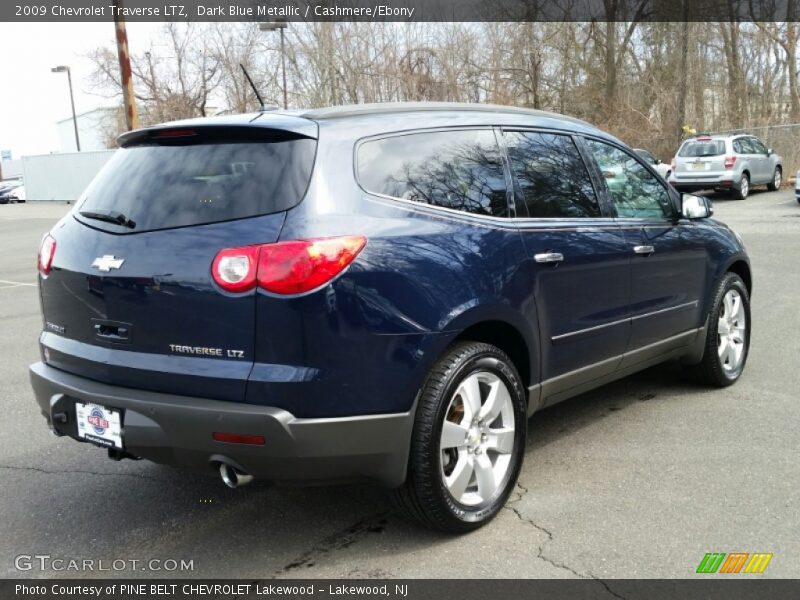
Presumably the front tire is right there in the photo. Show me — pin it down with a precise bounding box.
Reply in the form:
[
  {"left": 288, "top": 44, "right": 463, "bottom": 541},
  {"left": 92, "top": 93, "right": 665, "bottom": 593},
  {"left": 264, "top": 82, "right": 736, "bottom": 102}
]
[
  {"left": 395, "top": 341, "right": 527, "bottom": 533},
  {"left": 732, "top": 174, "right": 749, "bottom": 200},
  {"left": 767, "top": 167, "right": 782, "bottom": 191},
  {"left": 690, "top": 273, "right": 751, "bottom": 387}
]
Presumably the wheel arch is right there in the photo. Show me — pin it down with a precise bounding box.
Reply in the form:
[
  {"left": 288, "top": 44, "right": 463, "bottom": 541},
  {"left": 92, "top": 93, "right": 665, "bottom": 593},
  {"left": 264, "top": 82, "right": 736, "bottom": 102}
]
[
  {"left": 451, "top": 321, "right": 533, "bottom": 391},
  {"left": 726, "top": 258, "right": 752, "bottom": 297},
  {"left": 432, "top": 305, "right": 539, "bottom": 392}
]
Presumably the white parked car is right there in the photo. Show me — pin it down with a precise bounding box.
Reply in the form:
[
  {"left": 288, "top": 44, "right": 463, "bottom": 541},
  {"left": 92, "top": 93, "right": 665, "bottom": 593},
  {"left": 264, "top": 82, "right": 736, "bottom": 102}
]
[
  {"left": 0, "top": 180, "right": 25, "bottom": 204},
  {"left": 634, "top": 148, "right": 671, "bottom": 180},
  {"left": 10, "top": 184, "right": 25, "bottom": 202}
]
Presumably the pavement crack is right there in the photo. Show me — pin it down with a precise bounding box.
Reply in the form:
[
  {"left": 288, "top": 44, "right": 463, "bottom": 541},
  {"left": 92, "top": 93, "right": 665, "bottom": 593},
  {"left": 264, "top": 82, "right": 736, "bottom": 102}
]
[
  {"left": 0, "top": 463, "right": 161, "bottom": 482},
  {"left": 272, "top": 511, "right": 391, "bottom": 577},
  {"left": 505, "top": 483, "right": 628, "bottom": 599},
  {"left": 589, "top": 575, "right": 629, "bottom": 600}
]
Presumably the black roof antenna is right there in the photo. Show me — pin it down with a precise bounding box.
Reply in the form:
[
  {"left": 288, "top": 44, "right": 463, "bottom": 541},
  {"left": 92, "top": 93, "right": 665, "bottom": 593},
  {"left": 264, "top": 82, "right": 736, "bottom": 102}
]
[{"left": 239, "top": 64, "right": 274, "bottom": 112}]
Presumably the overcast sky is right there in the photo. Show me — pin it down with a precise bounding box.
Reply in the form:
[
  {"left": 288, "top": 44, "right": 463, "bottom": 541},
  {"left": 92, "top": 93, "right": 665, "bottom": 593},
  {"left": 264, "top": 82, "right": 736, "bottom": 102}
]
[{"left": 0, "top": 22, "right": 161, "bottom": 158}]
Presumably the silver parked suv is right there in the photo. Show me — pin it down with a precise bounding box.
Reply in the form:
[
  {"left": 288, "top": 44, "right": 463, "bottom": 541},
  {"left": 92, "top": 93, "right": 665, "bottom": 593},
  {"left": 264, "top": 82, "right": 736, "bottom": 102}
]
[{"left": 669, "top": 134, "right": 782, "bottom": 199}]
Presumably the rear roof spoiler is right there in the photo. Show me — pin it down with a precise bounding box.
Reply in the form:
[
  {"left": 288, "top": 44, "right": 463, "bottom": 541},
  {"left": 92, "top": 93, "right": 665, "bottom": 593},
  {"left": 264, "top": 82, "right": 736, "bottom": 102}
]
[{"left": 117, "top": 113, "right": 318, "bottom": 148}]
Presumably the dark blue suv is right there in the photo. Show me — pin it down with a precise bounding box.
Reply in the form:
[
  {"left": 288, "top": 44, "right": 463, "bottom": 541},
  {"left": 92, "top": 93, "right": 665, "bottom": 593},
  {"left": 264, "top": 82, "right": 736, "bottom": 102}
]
[{"left": 30, "top": 103, "right": 752, "bottom": 532}]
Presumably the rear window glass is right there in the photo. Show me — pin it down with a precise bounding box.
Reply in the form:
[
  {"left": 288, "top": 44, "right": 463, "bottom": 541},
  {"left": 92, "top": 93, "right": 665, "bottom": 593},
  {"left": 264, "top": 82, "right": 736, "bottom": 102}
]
[
  {"left": 75, "top": 137, "right": 316, "bottom": 232},
  {"left": 678, "top": 140, "right": 725, "bottom": 157},
  {"left": 357, "top": 129, "right": 509, "bottom": 218}
]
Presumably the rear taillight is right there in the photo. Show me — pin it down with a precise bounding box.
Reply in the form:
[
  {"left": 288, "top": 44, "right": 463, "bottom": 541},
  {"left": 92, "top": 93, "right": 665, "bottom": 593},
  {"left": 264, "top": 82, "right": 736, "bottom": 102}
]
[
  {"left": 37, "top": 234, "right": 56, "bottom": 276},
  {"left": 258, "top": 236, "right": 367, "bottom": 295},
  {"left": 211, "top": 236, "right": 367, "bottom": 295},
  {"left": 211, "top": 246, "right": 259, "bottom": 293},
  {"left": 724, "top": 155, "right": 737, "bottom": 169},
  {"left": 670, "top": 158, "right": 676, "bottom": 170}
]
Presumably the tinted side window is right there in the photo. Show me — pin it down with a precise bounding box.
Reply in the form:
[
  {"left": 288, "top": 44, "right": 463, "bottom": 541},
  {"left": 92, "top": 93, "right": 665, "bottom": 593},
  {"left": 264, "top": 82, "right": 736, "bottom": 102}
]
[
  {"left": 357, "top": 130, "right": 509, "bottom": 218},
  {"left": 586, "top": 139, "right": 672, "bottom": 219},
  {"left": 738, "top": 138, "right": 755, "bottom": 153},
  {"left": 636, "top": 149, "right": 657, "bottom": 165},
  {"left": 505, "top": 131, "right": 600, "bottom": 218},
  {"left": 733, "top": 139, "right": 745, "bottom": 153},
  {"left": 749, "top": 137, "right": 768, "bottom": 154}
]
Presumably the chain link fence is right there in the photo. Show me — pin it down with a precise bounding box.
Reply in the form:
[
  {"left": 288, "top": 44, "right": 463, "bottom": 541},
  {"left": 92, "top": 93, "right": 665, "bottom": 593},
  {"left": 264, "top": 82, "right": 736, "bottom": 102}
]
[{"left": 716, "top": 124, "right": 800, "bottom": 185}]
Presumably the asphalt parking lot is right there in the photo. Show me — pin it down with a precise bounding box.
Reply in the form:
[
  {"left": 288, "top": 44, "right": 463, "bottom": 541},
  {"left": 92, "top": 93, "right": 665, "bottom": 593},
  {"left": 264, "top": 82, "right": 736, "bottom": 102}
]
[{"left": 1, "top": 191, "right": 798, "bottom": 585}]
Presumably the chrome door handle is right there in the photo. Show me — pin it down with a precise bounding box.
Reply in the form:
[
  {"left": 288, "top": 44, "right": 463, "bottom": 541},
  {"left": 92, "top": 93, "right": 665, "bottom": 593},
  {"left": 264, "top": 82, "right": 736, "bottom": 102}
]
[
  {"left": 633, "top": 245, "right": 655, "bottom": 255},
  {"left": 534, "top": 252, "right": 564, "bottom": 264}
]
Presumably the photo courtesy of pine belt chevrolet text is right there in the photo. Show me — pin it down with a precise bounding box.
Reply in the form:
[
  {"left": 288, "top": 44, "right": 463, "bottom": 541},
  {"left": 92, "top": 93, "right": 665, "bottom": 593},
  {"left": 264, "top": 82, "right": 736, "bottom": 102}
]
[{"left": 30, "top": 103, "right": 752, "bottom": 533}]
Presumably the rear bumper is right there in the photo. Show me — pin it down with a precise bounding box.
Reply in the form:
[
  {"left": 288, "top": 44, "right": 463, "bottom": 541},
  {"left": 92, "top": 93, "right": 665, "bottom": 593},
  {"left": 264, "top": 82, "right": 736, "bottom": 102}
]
[
  {"left": 671, "top": 177, "right": 740, "bottom": 192},
  {"left": 29, "top": 362, "right": 414, "bottom": 488}
]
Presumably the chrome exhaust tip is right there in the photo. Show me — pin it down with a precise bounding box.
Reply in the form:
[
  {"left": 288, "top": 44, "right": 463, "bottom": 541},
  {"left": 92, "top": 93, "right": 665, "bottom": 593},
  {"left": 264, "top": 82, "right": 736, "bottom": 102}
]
[{"left": 219, "top": 462, "right": 254, "bottom": 488}]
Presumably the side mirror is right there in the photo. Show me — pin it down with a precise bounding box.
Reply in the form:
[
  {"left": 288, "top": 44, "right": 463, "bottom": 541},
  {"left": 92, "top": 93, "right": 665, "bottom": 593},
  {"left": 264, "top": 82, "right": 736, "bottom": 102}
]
[
  {"left": 767, "top": 148, "right": 773, "bottom": 156},
  {"left": 682, "top": 194, "right": 713, "bottom": 219},
  {"left": 656, "top": 158, "right": 662, "bottom": 165}
]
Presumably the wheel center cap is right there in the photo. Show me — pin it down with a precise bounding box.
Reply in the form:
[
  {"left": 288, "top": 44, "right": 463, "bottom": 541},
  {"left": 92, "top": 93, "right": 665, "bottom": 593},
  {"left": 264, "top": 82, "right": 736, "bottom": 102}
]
[{"left": 468, "top": 428, "right": 482, "bottom": 447}]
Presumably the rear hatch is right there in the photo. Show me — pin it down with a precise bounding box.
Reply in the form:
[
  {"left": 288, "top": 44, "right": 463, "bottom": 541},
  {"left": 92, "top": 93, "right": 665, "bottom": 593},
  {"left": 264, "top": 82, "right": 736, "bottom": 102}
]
[
  {"left": 674, "top": 138, "right": 728, "bottom": 180},
  {"left": 38, "top": 119, "right": 317, "bottom": 402}
]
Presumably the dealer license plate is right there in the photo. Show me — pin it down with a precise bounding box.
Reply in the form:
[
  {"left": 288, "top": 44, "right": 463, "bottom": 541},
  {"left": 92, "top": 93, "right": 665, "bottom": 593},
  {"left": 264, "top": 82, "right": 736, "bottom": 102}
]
[{"left": 75, "top": 402, "right": 123, "bottom": 449}]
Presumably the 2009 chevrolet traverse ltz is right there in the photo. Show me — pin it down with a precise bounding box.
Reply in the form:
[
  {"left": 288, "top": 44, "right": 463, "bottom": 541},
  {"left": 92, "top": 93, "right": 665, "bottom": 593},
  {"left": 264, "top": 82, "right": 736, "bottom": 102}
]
[{"left": 31, "top": 103, "right": 752, "bottom": 532}]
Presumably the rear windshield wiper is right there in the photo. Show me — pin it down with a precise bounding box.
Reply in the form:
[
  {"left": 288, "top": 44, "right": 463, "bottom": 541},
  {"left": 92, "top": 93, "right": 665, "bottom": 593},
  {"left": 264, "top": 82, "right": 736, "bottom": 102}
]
[{"left": 79, "top": 209, "right": 136, "bottom": 229}]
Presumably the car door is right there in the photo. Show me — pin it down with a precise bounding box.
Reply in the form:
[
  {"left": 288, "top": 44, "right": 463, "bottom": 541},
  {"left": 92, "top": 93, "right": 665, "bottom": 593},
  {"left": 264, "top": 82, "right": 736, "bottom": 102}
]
[
  {"left": 747, "top": 137, "right": 771, "bottom": 183},
  {"left": 583, "top": 138, "right": 707, "bottom": 359},
  {"left": 501, "top": 129, "right": 631, "bottom": 405}
]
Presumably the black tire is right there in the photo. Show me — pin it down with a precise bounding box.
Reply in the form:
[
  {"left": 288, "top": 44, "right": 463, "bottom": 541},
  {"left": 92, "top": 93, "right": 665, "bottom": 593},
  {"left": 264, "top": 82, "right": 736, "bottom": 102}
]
[
  {"left": 689, "top": 272, "right": 751, "bottom": 387},
  {"left": 732, "top": 173, "right": 749, "bottom": 200},
  {"left": 767, "top": 167, "right": 782, "bottom": 191},
  {"left": 395, "top": 341, "right": 527, "bottom": 533}
]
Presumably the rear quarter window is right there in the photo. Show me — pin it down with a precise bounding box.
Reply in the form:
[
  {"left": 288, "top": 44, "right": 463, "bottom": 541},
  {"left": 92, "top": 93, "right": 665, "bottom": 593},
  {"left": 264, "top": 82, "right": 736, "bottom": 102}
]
[
  {"left": 75, "top": 136, "right": 317, "bottom": 233},
  {"left": 357, "top": 129, "right": 509, "bottom": 218}
]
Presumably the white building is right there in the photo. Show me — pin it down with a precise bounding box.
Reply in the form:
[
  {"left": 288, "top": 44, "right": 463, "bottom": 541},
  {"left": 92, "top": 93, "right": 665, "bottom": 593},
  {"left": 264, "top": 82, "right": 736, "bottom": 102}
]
[
  {"left": 0, "top": 158, "right": 23, "bottom": 180},
  {"left": 56, "top": 107, "right": 119, "bottom": 152}
]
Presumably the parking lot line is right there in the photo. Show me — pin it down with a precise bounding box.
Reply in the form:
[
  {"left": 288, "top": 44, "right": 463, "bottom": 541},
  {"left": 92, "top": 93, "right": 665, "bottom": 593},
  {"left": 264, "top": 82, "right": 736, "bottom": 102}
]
[{"left": 0, "top": 279, "right": 36, "bottom": 288}]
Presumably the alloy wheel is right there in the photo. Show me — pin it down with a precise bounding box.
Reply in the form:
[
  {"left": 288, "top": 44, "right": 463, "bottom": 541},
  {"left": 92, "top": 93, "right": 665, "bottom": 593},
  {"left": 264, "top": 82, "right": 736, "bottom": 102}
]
[
  {"left": 717, "top": 289, "right": 747, "bottom": 373},
  {"left": 739, "top": 177, "right": 749, "bottom": 198},
  {"left": 439, "top": 371, "right": 515, "bottom": 506}
]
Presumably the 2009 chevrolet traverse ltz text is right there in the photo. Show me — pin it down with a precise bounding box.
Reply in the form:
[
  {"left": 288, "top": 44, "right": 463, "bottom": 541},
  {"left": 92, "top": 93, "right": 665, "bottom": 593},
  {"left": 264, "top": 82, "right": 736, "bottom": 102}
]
[{"left": 31, "top": 103, "right": 752, "bottom": 532}]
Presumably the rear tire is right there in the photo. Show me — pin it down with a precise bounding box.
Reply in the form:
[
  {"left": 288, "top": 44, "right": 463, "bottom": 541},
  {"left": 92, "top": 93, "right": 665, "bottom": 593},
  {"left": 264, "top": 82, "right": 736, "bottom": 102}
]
[
  {"left": 689, "top": 273, "right": 750, "bottom": 387},
  {"left": 767, "top": 167, "right": 782, "bottom": 191},
  {"left": 732, "top": 174, "right": 749, "bottom": 200},
  {"left": 395, "top": 341, "right": 527, "bottom": 533}
]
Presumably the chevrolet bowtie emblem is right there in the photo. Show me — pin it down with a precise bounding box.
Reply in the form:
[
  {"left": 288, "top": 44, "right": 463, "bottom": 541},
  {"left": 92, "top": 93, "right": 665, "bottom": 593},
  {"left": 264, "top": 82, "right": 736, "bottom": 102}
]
[{"left": 91, "top": 255, "right": 125, "bottom": 272}]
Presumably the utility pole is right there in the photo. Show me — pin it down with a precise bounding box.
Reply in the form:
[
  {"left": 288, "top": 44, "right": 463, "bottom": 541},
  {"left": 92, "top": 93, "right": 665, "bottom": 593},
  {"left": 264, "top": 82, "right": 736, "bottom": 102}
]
[
  {"left": 51, "top": 66, "right": 81, "bottom": 151},
  {"left": 259, "top": 20, "right": 289, "bottom": 109},
  {"left": 113, "top": 0, "right": 139, "bottom": 130}
]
